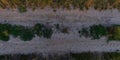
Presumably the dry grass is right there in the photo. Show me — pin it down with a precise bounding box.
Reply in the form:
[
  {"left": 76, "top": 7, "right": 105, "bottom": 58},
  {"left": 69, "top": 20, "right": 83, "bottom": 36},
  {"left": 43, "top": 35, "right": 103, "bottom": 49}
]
[{"left": 0, "top": 0, "right": 120, "bottom": 12}]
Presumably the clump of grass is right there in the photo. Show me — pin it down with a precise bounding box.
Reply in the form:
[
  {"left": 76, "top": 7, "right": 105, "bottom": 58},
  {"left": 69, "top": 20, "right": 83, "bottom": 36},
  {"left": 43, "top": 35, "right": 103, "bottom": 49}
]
[{"left": 108, "top": 25, "right": 120, "bottom": 41}]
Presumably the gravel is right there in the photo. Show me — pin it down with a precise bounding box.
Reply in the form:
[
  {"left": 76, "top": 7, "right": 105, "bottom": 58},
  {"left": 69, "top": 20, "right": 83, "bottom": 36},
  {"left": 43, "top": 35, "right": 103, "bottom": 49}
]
[{"left": 0, "top": 8, "right": 119, "bottom": 55}]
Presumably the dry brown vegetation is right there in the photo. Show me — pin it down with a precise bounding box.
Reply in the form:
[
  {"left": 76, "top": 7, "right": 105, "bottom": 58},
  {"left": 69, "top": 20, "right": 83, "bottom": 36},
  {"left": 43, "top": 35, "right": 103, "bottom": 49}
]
[{"left": 0, "top": 0, "right": 120, "bottom": 12}]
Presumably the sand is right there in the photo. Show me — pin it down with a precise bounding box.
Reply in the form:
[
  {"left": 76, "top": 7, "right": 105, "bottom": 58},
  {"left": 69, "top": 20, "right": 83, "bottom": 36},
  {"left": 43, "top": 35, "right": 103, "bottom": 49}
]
[{"left": 0, "top": 8, "right": 119, "bottom": 55}]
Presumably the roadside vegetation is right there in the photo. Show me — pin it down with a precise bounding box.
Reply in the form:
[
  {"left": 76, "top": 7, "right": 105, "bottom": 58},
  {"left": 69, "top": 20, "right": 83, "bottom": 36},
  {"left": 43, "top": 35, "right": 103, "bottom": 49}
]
[
  {"left": 78, "top": 24, "right": 120, "bottom": 41},
  {"left": 0, "top": 0, "right": 120, "bottom": 12},
  {"left": 107, "top": 25, "right": 120, "bottom": 41},
  {"left": 0, "top": 52, "right": 120, "bottom": 60},
  {"left": 0, "top": 23, "right": 119, "bottom": 41},
  {"left": 0, "top": 23, "right": 53, "bottom": 41}
]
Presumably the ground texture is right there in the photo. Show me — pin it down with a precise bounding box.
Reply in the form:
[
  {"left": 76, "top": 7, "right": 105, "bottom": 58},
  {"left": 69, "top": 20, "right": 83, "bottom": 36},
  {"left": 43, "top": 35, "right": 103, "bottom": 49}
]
[{"left": 0, "top": 8, "right": 120, "bottom": 55}]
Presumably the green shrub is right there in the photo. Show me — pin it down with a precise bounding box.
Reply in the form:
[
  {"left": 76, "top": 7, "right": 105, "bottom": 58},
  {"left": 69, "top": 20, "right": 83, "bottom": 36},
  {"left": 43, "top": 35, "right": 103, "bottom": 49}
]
[
  {"left": 90, "top": 24, "right": 107, "bottom": 39},
  {"left": 0, "top": 23, "right": 54, "bottom": 41},
  {"left": 19, "top": 28, "right": 35, "bottom": 41},
  {"left": 78, "top": 24, "right": 107, "bottom": 39},
  {"left": 10, "top": 25, "right": 35, "bottom": 41},
  {"left": 0, "top": 31, "right": 9, "bottom": 41},
  {"left": 10, "top": 25, "right": 25, "bottom": 38},
  {"left": 71, "top": 52, "right": 93, "bottom": 60},
  {"left": 108, "top": 25, "right": 120, "bottom": 41},
  {"left": 34, "top": 23, "right": 53, "bottom": 38},
  {"left": 0, "top": 23, "right": 11, "bottom": 32},
  {"left": 42, "top": 28, "right": 53, "bottom": 38},
  {"left": 0, "top": 23, "right": 11, "bottom": 41},
  {"left": 104, "top": 52, "right": 120, "bottom": 60},
  {"left": 33, "top": 23, "right": 45, "bottom": 37}
]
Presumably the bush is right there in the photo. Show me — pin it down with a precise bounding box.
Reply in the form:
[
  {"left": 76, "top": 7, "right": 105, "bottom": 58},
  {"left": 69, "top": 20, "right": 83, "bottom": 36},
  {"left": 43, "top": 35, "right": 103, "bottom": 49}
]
[
  {"left": 33, "top": 23, "right": 45, "bottom": 37},
  {"left": 0, "top": 23, "right": 54, "bottom": 41},
  {"left": 42, "top": 28, "right": 53, "bottom": 38},
  {"left": 78, "top": 24, "right": 107, "bottom": 39},
  {"left": 0, "top": 23, "right": 11, "bottom": 41},
  {"left": 34, "top": 23, "right": 53, "bottom": 38},
  {"left": 0, "top": 23, "right": 11, "bottom": 32},
  {"left": 19, "top": 28, "right": 35, "bottom": 41},
  {"left": 0, "top": 32, "right": 9, "bottom": 41},
  {"left": 104, "top": 52, "right": 120, "bottom": 60},
  {"left": 10, "top": 25, "right": 35, "bottom": 41},
  {"left": 90, "top": 24, "right": 107, "bottom": 39},
  {"left": 10, "top": 25, "right": 25, "bottom": 38},
  {"left": 108, "top": 25, "right": 120, "bottom": 41},
  {"left": 71, "top": 52, "right": 93, "bottom": 60}
]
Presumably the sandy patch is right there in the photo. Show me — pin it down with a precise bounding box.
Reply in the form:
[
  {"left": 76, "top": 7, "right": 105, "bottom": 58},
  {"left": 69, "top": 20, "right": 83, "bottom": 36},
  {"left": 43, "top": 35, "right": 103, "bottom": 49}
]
[{"left": 0, "top": 8, "right": 119, "bottom": 55}]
